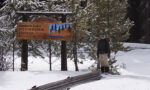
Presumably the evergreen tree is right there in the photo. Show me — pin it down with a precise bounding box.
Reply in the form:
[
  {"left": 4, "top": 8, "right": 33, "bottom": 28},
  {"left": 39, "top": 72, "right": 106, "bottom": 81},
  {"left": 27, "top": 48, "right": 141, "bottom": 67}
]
[
  {"left": 60, "top": 0, "right": 133, "bottom": 73},
  {"left": 85, "top": 0, "right": 133, "bottom": 73},
  {"left": 0, "top": 0, "right": 52, "bottom": 70},
  {"left": 65, "top": 0, "right": 89, "bottom": 71}
]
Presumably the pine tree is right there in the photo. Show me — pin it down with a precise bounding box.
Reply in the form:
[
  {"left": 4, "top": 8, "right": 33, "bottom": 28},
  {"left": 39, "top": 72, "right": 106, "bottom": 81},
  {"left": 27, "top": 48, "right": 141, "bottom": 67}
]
[
  {"left": 0, "top": 0, "right": 52, "bottom": 71},
  {"left": 59, "top": 0, "right": 133, "bottom": 73},
  {"left": 85, "top": 0, "right": 133, "bottom": 73},
  {"left": 65, "top": 0, "right": 90, "bottom": 71}
]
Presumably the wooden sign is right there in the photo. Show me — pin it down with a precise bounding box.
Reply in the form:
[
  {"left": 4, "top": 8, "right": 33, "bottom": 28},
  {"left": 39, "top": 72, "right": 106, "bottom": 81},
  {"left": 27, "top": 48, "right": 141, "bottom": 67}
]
[{"left": 17, "top": 22, "right": 73, "bottom": 41}]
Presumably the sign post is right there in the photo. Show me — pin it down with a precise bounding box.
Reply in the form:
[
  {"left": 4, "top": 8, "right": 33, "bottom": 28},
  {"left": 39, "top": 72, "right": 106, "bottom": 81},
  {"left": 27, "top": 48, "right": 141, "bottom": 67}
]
[
  {"left": 61, "top": 15, "right": 67, "bottom": 71},
  {"left": 16, "top": 11, "right": 72, "bottom": 71},
  {"left": 17, "top": 17, "right": 73, "bottom": 71},
  {"left": 21, "top": 15, "right": 28, "bottom": 71}
]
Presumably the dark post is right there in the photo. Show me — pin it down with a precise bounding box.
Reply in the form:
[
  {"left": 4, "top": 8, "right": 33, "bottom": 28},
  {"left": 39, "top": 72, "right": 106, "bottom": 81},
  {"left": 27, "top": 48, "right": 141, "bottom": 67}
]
[
  {"left": 61, "top": 15, "right": 67, "bottom": 71},
  {"left": 12, "top": 31, "right": 15, "bottom": 71},
  {"left": 48, "top": 41, "right": 52, "bottom": 71},
  {"left": 21, "top": 15, "right": 28, "bottom": 71},
  {"left": 0, "top": 47, "right": 4, "bottom": 71},
  {"left": 13, "top": 41, "right": 15, "bottom": 71}
]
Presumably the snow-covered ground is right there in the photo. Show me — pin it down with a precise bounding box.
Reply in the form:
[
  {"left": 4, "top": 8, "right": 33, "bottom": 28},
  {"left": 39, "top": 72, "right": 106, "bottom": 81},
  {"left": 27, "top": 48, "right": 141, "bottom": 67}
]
[{"left": 0, "top": 43, "right": 150, "bottom": 90}]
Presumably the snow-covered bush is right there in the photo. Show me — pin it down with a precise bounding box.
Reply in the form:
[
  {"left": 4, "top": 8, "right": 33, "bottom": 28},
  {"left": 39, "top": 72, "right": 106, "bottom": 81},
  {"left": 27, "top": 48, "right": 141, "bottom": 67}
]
[{"left": 0, "top": 46, "right": 12, "bottom": 71}]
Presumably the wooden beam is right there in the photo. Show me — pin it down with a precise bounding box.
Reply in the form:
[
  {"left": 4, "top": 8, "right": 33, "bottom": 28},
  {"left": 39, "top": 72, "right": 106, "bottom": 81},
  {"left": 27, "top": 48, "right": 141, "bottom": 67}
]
[
  {"left": 61, "top": 15, "right": 67, "bottom": 71},
  {"left": 21, "top": 15, "right": 28, "bottom": 71},
  {"left": 16, "top": 11, "right": 72, "bottom": 15}
]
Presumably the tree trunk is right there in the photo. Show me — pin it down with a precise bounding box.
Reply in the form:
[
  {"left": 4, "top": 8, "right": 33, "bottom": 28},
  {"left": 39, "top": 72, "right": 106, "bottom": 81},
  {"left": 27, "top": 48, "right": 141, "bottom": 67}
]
[
  {"left": 12, "top": 31, "right": 15, "bottom": 71},
  {"left": 107, "top": 0, "right": 110, "bottom": 30},
  {"left": 73, "top": 22, "right": 79, "bottom": 71},
  {"left": 0, "top": 47, "right": 4, "bottom": 71},
  {"left": 72, "top": 0, "right": 79, "bottom": 71},
  {"left": 73, "top": 42, "right": 79, "bottom": 71}
]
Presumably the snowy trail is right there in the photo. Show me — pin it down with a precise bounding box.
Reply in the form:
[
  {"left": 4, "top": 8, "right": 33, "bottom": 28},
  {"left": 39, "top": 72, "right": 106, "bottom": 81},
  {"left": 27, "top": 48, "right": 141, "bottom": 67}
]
[{"left": 0, "top": 71, "right": 87, "bottom": 90}]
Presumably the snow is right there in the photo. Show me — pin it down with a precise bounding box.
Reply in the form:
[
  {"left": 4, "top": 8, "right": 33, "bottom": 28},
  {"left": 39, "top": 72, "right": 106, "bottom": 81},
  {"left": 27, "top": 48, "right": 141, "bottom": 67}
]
[
  {"left": 124, "top": 43, "right": 150, "bottom": 49},
  {"left": 0, "top": 71, "right": 87, "bottom": 90},
  {"left": 73, "top": 74, "right": 150, "bottom": 90},
  {"left": 116, "top": 49, "right": 150, "bottom": 75},
  {"left": 0, "top": 43, "right": 150, "bottom": 90}
]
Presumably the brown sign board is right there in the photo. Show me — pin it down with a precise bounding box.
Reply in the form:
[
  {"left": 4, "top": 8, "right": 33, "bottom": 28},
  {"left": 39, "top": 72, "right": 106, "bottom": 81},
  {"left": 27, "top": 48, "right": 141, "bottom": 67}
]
[{"left": 17, "top": 22, "right": 73, "bottom": 41}]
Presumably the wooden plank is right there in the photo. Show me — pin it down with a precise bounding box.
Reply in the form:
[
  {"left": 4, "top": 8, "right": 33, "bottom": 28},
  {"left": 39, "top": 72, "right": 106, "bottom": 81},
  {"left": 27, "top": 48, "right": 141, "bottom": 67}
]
[
  {"left": 16, "top": 11, "right": 72, "bottom": 15},
  {"left": 30, "top": 70, "right": 101, "bottom": 90}
]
